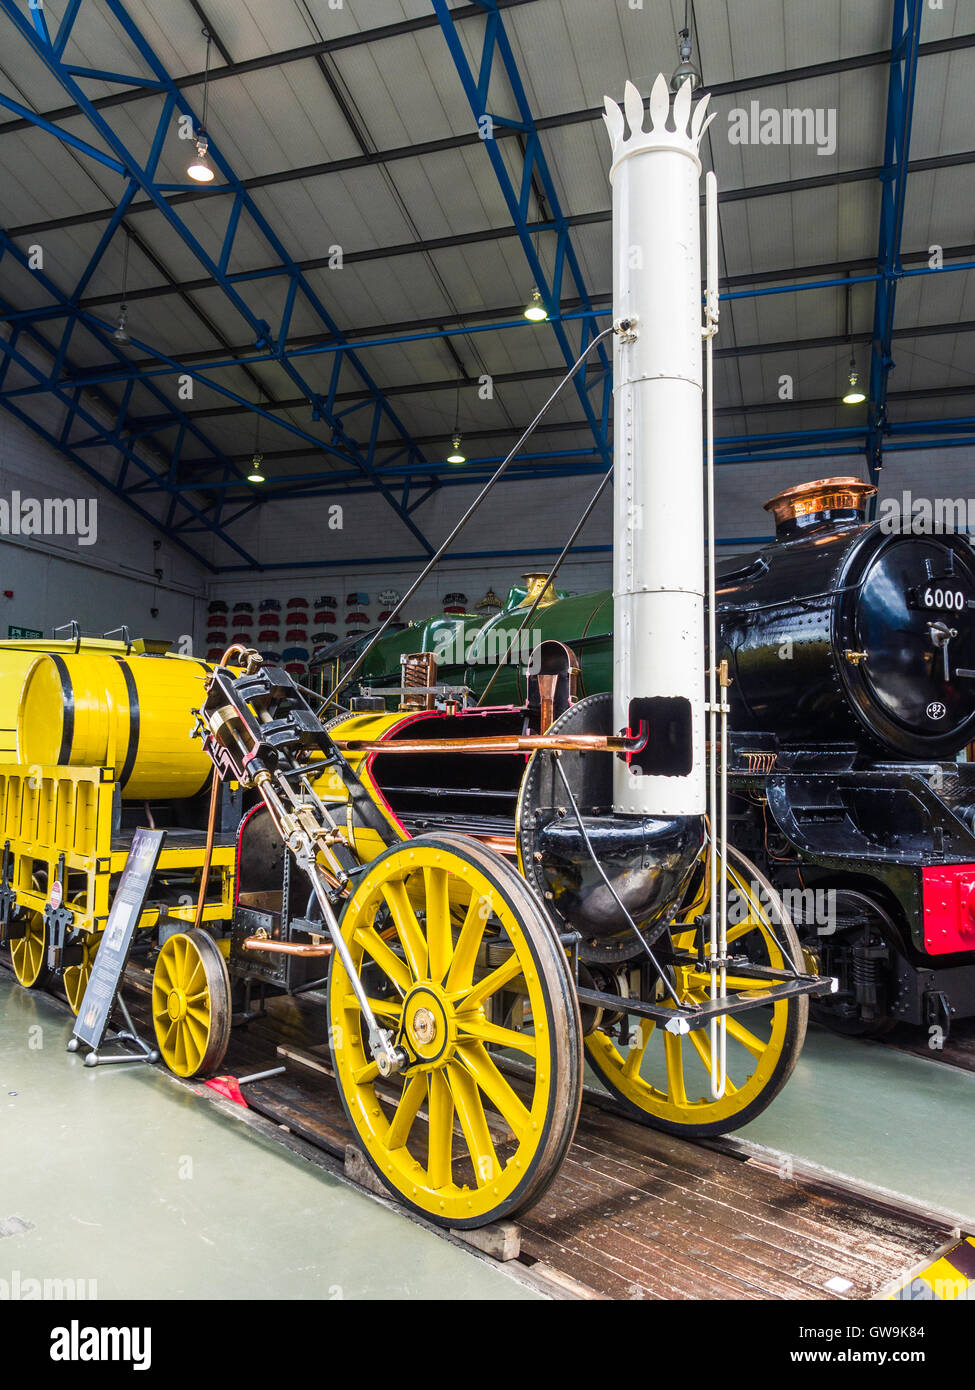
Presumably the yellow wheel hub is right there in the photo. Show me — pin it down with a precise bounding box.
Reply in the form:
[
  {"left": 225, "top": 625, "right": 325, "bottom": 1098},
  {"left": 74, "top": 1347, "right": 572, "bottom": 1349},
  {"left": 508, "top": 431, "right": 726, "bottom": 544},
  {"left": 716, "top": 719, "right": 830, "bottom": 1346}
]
[
  {"left": 151, "top": 930, "right": 231, "bottom": 1079},
  {"left": 402, "top": 984, "right": 455, "bottom": 1068},
  {"left": 329, "top": 835, "right": 582, "bottom": 1229},
  {"left": 584, "top": 844, "right": 808, "bottom": 1136},
  {"left": 10, "top": 911, "right": 47, "bottom": 990}
]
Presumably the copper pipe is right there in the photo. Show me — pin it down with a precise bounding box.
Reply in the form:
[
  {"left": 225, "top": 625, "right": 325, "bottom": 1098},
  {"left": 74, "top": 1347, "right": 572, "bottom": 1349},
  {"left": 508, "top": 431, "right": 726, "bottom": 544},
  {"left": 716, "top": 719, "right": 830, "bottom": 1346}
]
[
  {"left": 334, "top": 732, "right": 638, "bottom": 755},
  {"left": 471, "top": 833, "right": 518, "bottom": 855},
  {"left": 192, "top": 642, "right": 252, "bottom": 931},
  {"left": 537, "top": 673, "right": 557, "bottom": 734},
  {"left": 241, "top": 937, "right": 333, "bottom": 957},
  {"left": 193, "top": 770, "right": 221, "bottom": 932}
]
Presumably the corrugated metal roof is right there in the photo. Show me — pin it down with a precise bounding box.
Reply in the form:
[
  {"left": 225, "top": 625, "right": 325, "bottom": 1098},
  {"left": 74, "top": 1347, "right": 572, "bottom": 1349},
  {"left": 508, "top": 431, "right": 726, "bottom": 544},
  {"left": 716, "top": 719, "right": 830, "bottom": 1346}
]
[{"left": 0, "top": 0, "right": 972, "bottom": 565}]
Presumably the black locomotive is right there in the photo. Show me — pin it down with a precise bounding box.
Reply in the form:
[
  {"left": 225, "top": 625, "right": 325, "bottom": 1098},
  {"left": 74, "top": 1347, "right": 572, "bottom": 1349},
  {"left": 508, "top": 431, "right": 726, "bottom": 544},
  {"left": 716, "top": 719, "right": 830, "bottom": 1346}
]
[{"left": 717, "top": 477, "right": 975, "bottom": 1038}]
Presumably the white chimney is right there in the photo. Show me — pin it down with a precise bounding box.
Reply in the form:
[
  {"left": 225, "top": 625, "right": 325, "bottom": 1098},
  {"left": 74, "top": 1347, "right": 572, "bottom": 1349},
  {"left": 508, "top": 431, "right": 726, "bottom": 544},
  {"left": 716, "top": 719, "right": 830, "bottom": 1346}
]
[{"left": 602, "top": 76, "right": 714, "bottom": 818}]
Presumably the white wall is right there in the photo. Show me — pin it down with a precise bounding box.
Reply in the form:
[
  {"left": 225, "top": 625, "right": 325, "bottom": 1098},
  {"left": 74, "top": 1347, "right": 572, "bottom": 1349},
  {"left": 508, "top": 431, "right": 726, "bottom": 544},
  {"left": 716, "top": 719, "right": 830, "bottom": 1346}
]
[
  {"left": 0, "top": 411, "right": 207, "bottom": 645},
  {"left": 7, "top": 408, "right": 967, "bottom": 657},
  {"left": 202, "top": 446, "right": 975, "bottom": 652},
  {"left": 202, "top": 473, "right": 616, "bottom": 649}
]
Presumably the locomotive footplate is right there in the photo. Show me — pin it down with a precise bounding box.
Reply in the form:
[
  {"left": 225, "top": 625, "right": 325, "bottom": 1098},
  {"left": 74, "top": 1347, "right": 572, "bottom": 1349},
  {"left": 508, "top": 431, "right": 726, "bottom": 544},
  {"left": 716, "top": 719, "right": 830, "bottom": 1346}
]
[{"left": 576, "top": 959, "right": 835, "bottom": 1033}]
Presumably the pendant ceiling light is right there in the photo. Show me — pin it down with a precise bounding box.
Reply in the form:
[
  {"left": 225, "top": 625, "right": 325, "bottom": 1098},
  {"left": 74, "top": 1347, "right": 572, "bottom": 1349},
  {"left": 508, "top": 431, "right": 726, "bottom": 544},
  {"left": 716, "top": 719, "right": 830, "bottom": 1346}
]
[
  {"left": 249, "top": 393, "right": 267, "bottom": 482},
  {"left": 841, "top": 276, "right": 866, "bottom": 405},
  {"left": 523, "top": 287, "right": 548, "bottom": 322},
  {"left": 843, "top": 360, "right": 866, "bottom": 406},
  {"left": 446, "top": 385, "right": 466, "bottom": 463},
  {"left": 187, "top": 29, "right": 215, "bottom": 183},
  {"left": 187, "top": 136, "right": 214, "bottom": 183},
  {"left": 670, "top": 5, "right": 703, "bottom": 93},
  {"left": 113, "top": 230, "right": 130, "bottom": 343}
]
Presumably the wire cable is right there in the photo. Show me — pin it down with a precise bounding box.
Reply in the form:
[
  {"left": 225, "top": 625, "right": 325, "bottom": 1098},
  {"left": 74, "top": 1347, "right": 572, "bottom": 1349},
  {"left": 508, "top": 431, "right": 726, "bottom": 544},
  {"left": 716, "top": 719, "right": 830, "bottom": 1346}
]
[{"left": 329, "top": 324, "right": 617, "bottom": 707}]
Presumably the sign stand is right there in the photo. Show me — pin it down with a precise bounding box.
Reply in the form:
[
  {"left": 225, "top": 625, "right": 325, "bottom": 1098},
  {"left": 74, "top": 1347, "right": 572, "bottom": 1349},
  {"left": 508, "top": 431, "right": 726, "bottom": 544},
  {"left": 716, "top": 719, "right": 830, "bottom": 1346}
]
[
  {"left": 69, "top": 827, "right": 167, "bottom": 1068},
  {"left": 66, "top": 994, "right": 158, "bottom": 1067}
]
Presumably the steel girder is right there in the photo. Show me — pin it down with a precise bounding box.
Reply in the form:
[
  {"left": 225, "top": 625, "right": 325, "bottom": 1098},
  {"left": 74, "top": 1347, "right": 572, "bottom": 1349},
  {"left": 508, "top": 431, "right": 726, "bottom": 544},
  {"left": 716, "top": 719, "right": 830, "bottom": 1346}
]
[
  {"left": 0, "top": 238, "right": 262, "bottom": 572},
  {"left": 431, "top": 0, "right": 613, "bottom": 474},
  {"left": 0, "top": 0, "right": 436, "bottom": 559},
  {"left": 865, "top": 0, "right": 924, "bottom": 491}
]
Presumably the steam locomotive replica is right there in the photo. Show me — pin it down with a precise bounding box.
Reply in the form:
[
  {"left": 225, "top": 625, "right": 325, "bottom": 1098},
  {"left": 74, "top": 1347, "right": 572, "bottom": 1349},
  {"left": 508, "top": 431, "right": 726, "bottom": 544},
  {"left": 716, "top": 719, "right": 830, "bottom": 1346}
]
[
  {"left": 0, "top": 633, "right": 235, "bottom": 1013},
  {"left": 354, "top": 478, "right": 975, "bottom": 1041},
  {"left": 1, "top": 76, "right": 838, "bottom": 1229}
]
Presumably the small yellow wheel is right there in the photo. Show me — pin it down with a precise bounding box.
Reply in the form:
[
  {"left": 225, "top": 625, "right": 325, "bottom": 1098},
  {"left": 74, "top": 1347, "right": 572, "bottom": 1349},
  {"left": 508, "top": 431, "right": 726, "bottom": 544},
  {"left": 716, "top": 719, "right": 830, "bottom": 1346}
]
[
  {"left": 329, "top": 833, "right": 583, "bottom": 1229},
  {"left": 63, "top": 931, "right": 103, "bottom": 1015},
  {"left": 152, "top": 929, "right": 231, "bottom": 1078},
  {"left": 584, "top": 845, "right": 808, "bottom": 1136},
  {"left": 10, "top": 910, "right": 50, "bottom": 990}
]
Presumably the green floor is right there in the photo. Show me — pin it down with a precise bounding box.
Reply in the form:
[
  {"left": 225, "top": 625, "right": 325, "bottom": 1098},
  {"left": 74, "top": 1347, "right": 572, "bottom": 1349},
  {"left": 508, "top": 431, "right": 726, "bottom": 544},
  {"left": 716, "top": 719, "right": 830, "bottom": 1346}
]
[
  {"left": 5, "top": 971, "right": 975, "bottom": 1303},
  {"left": 733, "top": 1025, "right": 975, "bottom": 1226},
  {"left": 0, "top": 975, "right": 538, "bottom": 1301}
]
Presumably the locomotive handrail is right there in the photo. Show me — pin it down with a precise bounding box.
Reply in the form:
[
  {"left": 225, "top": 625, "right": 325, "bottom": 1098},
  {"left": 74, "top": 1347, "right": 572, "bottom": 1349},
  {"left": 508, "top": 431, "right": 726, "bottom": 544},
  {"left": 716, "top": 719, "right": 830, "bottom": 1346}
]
[
  {"left": 333, "top": 729, "right": 647, "bottom": 755},
  {"left": 718, "top": 581, "right": 865, "bottom": 616},
  {"left": 102, "top": 625, "right": 133, "bottom": 655},
  {"left": 51, "top": 618, "right": 81, "bottom": 653}
]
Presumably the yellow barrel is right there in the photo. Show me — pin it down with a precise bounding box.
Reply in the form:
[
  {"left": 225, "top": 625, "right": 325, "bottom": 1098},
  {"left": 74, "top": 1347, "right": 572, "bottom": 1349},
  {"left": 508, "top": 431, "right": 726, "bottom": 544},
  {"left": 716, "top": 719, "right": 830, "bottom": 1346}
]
[
  {"left": 0, "top": 649, "right": 49, "bottom": 759},
  {"left": 17, "top": 651, "right": 213, "bottom": 799}
]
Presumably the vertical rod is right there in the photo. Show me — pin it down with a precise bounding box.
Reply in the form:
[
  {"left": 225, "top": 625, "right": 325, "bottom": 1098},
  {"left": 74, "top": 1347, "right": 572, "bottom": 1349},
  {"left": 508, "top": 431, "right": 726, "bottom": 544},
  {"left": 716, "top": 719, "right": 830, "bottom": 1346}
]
[{"left": 704, "top": 170, "right": 726, "bottom": 1099}]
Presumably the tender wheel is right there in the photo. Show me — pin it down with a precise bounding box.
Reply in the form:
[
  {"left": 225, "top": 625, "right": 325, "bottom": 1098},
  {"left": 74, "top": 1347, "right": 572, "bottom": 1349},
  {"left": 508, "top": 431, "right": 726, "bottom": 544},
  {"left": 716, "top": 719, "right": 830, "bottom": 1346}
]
[
  {"left": 329, "top": 833, "right": 583, "bottom": 1229},
  {"left": 10, "top": 909, "right": 50, "bottom": 990},
  {"left": 63, "top": 931, "right": 103, "bottom": 1015},
  {"left": 585, "top": 845, "right": 808, "bottom": 1136},
  {"left": 152, "top": 929, "right": 232, "bottom": 1078}
]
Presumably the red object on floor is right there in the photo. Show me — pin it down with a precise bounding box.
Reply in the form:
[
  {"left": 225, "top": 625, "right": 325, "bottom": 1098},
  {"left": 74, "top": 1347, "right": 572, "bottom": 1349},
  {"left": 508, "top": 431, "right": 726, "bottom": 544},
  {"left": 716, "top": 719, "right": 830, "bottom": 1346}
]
[{"left": 205, "top": 1075, "right": 248, "bottom": 1106}]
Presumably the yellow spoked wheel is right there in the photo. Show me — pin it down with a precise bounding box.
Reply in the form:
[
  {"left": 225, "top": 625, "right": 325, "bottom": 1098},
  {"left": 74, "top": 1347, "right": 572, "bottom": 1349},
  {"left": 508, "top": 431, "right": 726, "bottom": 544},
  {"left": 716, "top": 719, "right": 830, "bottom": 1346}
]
[
  {"left": 63, "top": 932, "right": 103, "bottom": 1015},
  {"left": 151, "top": 929, "right": 232, "bottom": 1079},
  {"left": 10, "top": 910, "right": 50, "bottom": 990},
  {"left": 329, "top": 833, "right": 583, "bottom": 1229},
  {"left": 585, "top": 845, "right": 808, "bottom": 1136}
]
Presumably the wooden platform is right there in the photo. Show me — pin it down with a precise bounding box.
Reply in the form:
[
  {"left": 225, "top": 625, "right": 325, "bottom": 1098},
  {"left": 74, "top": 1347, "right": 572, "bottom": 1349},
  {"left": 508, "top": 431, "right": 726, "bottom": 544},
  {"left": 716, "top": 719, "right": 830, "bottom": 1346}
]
[
  {"left": 113, "top": 968, "right": 953, "bottom": 1301},
  {"left": 4, "top": 956, "right": 959, "bottom": 1301}
]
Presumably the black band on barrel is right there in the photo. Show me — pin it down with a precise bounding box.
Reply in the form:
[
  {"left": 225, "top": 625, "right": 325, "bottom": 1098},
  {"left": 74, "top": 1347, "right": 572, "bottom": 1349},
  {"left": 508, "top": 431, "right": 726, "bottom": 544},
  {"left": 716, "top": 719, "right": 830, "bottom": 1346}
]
[
  {"left": 49, "top": 655, "right": 74, "bottom": 765},
  {"left": 113, "top": 657, "right": 140, "bottom": 790}
]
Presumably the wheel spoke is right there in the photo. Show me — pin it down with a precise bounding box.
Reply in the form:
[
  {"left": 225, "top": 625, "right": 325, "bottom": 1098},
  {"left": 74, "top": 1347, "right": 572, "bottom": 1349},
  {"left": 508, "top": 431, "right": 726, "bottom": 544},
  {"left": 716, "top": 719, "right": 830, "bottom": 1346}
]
[
  {"left": 726, "top": 916, "right": 765, "bottom": 946},
  {"left": 687, "top": 1027, "right": 739, "bottom": 1093},
  {"left": 663, "top": 1030, "right": 687, "bottom": 1106},
  {"left": 455, "top": 1014, "right": 537, "bottom": 1056},
  {"left": 445, "top": 891, "right": 488, "bottom": 993},
  {"left": 154, "top": 949, "right": 175, "bottom": 991},
  {"left": 423, "top": 865, "right": 451, "bottom": 982},
  {"left": 724, "top": 1014, "right": 768, "bottom": 1059},
  {"left": 426, "top": 1070, "right": 455, "bottom": 1189},
  {"left": 622, "top": 1018, "right": 654, "bottom": 1078},
  {"left": 456, "top": 951, "right": 523, "bottom": 1012},
  {"left": 447, "top": 1062, "right": 501, "bottom": 1186},
  {"left": 385, "top": 1073, "right": 425, "bottom": 1150},
  {"left": 455, "top": 1042, "right": 532, "bottom": 1143},
  {"left": 184, "top": 958, "right": 206, "bottom": 994},
  {"left": 380, "top": 880, "right": 426, "bottom": 982},
  {"left": 687, "top": 970, "right": 781, "bottom": 994},
  {"left": 352, "top": 925, "right": 411, "bottom": 994},
  {"left": 344, "top": 994, "right": 402, "bottom": 1022}
]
